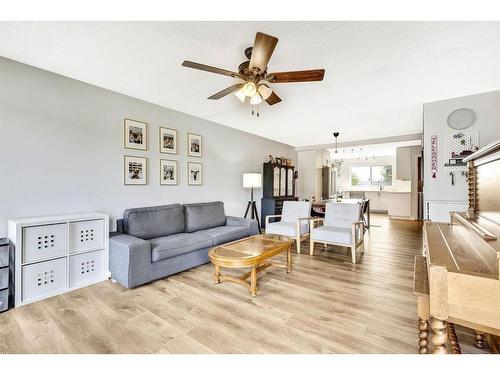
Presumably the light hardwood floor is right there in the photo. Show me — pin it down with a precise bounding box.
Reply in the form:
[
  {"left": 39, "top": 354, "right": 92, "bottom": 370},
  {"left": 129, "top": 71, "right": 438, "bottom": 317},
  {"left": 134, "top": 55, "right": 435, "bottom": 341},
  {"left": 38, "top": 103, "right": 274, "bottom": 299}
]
[{"left": 0, "top": 214, "right": 489, "bottom": 353}]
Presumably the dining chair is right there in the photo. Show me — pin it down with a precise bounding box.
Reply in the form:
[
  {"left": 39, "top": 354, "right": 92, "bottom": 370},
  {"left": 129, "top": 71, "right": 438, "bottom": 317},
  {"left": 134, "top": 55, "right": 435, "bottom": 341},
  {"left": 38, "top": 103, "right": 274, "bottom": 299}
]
[
  {"left": 309, "top": 202, "right": 365, "bottom": 263},
  {"left": 360, "top": 198, "right": 370, "bottom": 229},
  {"left": 265, "top": 201, "right": 312, "bottom": 253}
]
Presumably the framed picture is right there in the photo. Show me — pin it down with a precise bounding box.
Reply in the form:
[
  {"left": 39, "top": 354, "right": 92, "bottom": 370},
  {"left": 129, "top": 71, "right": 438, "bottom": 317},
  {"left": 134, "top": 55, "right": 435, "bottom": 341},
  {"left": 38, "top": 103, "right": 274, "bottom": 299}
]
[
  {"left": 124, "top": 155, "right": 147, "bottom": 185},
  {"left": 188, "top": 162, "right": 202, "bottom": 185},
  {"left": 124, "top": 118, "right": 148, "bottom": 151},
  {"left": 275, "top": 157, "right": 282, "bottom": 164},
  {"left": 160, "top": 159, "right": 178, "bottom": 185},
  {"left": 159, "top": 127, "right": 177, "bottom": 154},
  {"left": 187, "top": 133, "right": 202, "bottom": 158}
]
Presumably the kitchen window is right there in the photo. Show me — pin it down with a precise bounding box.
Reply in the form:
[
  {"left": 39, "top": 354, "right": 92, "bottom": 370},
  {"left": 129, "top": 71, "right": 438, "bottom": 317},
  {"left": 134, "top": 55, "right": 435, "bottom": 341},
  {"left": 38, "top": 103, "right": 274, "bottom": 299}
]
[{"left": 351, "top": 165, "right": 392, "bottom": 186}]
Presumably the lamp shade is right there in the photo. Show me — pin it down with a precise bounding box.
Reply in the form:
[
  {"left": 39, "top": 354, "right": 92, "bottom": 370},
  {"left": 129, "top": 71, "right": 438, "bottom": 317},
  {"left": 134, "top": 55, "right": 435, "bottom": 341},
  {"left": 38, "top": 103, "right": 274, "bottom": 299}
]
[{"left": 243, "top": 173, "right": 262, "bottom": 188}]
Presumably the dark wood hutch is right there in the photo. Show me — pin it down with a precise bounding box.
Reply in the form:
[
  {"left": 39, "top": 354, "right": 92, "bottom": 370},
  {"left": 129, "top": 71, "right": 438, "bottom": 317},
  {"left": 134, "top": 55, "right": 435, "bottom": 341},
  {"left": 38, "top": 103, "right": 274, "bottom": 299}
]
[{"left": 261, "top": 162, "right": 298, "bottom": 228}]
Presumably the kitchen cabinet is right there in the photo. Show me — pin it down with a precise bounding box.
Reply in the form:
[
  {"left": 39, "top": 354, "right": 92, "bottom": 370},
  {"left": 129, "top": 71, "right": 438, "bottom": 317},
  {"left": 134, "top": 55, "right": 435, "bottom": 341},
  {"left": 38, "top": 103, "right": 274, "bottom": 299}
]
[
  {"left": 364, "top": 191, "right": 388, "bottom": 212},
  {"left": 387, "top": 193, "right": 412, "bottom": 218},
  {"left": 379, "top": 192, "right": 389, "bottom": 211},
  {"left": 396, "top": 146, "right": 412, "bottom": 180}
]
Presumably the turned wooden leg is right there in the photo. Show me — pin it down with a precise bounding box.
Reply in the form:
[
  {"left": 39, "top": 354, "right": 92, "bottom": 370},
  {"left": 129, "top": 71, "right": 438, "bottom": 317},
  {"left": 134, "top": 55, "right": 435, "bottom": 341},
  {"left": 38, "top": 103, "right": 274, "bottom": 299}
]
[
  {"left": 213, "top": 264, "right": 221, "bottom": 284},
  {"left": 250, "top": 266, "right": 257, "bottom": 297},
  {"left": 296, "top": 236, "right": 301, "bottom": 254},
  {"left": 309, "top": 239, "right": 314, "bottom": 256},
  {"left": 431, "top": 318, "right": 448, "bottom": 354},
  {"left": 286, "top": 246, "right": 292, "bottom": 273},
  {"left": 418, "top": 319, "right": 430, "bottom": 354},
  {"left": 474, "top": 330, "right": 485, "bottom": 349},
  {"left": 447, "top": 323, "right": 461, "bottom": 354}
]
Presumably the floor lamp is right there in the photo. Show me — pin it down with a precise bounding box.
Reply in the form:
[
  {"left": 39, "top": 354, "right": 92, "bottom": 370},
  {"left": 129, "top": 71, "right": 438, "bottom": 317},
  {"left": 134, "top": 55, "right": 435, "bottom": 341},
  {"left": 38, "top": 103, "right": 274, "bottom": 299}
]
[{"left": 243, "top": 173, "right": 262, "bottom": 234}]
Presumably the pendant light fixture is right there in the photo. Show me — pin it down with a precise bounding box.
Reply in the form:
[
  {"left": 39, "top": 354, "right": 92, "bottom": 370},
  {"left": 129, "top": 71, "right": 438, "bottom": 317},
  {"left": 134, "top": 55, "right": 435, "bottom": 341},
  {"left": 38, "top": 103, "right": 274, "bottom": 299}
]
[{"left": 331, "top": 132, "right": 343, "bottom": 176}]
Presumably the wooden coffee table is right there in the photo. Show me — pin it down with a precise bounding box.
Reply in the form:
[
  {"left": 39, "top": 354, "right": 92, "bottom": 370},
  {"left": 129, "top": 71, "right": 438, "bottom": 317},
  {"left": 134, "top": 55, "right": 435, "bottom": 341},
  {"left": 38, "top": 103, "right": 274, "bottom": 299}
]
[{"left": 208, "top": 234, "right": 294, "bottom": 297}]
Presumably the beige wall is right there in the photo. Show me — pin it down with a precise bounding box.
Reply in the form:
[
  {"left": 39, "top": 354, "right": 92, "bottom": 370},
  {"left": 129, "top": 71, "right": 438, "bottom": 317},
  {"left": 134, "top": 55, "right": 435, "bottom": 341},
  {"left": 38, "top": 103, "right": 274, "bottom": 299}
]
[{"left": 297, "top": 149, "right": 329, "bottom": 200}]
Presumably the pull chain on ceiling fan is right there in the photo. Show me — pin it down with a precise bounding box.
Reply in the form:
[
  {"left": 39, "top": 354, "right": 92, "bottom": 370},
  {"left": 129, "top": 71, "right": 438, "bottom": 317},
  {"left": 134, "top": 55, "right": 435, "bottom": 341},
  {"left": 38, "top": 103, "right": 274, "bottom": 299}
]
[{"left": 181, "top": 32, "right": 325, "bottom": 112}]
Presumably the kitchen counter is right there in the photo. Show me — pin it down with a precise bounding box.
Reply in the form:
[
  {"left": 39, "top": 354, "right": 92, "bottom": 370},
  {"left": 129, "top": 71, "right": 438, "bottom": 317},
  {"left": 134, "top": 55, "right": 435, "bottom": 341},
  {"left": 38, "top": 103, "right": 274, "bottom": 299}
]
[
  {"left": 342, "top": 187, "right": 411, "bottom": 193},
  {"left": 343, "top": 188, "right": 413, "bottom": 218}
]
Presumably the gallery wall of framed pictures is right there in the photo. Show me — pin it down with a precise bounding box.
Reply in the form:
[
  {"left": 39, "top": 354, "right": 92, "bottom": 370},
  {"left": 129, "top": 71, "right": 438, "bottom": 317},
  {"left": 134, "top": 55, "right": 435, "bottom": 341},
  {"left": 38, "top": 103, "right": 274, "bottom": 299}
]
[{"left": 122, "top": 118, "right": 203, "bottom": 186}]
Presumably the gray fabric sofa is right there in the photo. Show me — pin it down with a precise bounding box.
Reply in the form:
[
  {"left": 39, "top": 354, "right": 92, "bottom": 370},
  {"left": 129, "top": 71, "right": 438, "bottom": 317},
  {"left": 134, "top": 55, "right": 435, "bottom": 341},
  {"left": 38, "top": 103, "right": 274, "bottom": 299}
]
[{"left": 109, "top": 201, "right": 259, "bottom": 288}]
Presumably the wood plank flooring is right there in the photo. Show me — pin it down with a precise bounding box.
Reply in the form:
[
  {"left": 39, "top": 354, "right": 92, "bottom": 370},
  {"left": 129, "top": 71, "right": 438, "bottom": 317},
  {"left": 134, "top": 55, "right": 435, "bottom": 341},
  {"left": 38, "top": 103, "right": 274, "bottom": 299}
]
[{"left": 0, "top": 214, "right": 490, "bottom": 353}]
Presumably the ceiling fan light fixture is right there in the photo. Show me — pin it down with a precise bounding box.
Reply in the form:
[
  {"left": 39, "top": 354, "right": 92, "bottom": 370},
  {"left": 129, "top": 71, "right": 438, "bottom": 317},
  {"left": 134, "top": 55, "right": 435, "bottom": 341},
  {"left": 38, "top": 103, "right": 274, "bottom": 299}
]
[
  {"left": 234, "top": 88, "right": 246, "bottom": 103},
  {"left": 257, "top": 84, "right": 273, "bottom": 100},
  {"left": 242, "top": 82, "right": 257, "bottom": 97},
  {"left": 250, "top": 93, "right": 263, "bottom": 105}
]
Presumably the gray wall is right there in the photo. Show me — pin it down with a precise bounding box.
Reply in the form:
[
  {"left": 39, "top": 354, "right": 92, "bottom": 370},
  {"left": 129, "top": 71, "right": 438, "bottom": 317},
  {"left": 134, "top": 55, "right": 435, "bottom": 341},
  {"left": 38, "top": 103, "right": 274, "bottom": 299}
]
[
  {"left": 0, "top": 57, "right": 296, "bottom": 236},
  {"left": 423, "top": 90, "right": 500, "bottom": 219}
]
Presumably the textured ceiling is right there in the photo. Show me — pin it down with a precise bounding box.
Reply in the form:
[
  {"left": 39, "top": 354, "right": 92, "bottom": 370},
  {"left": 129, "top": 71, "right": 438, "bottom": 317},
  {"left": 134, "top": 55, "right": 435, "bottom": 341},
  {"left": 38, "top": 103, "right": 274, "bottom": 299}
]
[{"left": 1, "top": 21, "right": 499, "bottom": 147}]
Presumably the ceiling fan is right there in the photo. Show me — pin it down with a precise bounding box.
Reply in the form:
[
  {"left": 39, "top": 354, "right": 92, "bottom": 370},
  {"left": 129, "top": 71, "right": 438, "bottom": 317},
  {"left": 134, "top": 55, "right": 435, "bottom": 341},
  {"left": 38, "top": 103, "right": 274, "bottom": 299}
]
[{"left": 181, "top": 32, "right": 325, "bottom": 110}]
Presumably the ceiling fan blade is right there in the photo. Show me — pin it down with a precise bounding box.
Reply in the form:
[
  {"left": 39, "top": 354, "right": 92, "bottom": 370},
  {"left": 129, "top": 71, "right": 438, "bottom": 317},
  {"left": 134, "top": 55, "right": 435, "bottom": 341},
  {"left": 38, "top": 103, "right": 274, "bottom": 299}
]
[
  {"left": 249, "top": 32, "right": 279, "bottom": 74},
  {"left": 182, "top": 60, "right": 241, "bottom": 78},
  {"left": 207, "top": 84, "right": 244, "bottom": 100},
  {"left": 267, "top": 69, "right": 325, "bottom": 83},
  {"left": 265, "top": 91, "right": 282, "bottom": 106}
]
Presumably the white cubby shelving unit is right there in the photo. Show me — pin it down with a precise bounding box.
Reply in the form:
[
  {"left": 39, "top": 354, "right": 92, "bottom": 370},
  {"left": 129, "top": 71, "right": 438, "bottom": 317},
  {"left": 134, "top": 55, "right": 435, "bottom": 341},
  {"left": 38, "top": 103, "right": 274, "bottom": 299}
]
[{"left": 8, "top": 212, "right": 109, "bottom": 307}]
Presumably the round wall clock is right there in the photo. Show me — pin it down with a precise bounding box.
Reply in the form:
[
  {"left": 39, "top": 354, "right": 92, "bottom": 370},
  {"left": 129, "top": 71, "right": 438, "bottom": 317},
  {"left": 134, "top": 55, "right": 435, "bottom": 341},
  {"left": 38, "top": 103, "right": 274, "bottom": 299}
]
[{"left": 447, "top": 108, "right": 476, "bottom": 130}]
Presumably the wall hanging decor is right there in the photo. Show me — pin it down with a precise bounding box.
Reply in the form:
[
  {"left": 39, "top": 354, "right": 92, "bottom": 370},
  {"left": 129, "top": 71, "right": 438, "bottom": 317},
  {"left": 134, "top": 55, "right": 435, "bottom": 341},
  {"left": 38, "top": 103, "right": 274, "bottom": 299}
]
[
  {"left": 160, "top": 159, "right": 178, "bottom": 185},
  {"left": 443, "top": 131, "right": 479, "bottom": 186},
  {"left": 187, "top": 133, "right": 202, "bottom": 157},
  {"left": 431, "top": 135, "right": 438, "bottom": 179},
  {"left": 443, "top": 131, "right": 479, "bottom": 171},
  {"left": 159, "top": 127, "right": 178, "bottom": 154},
  {"left": 124, "top": 155, "right": 148, "bottom": 185},
  {"left": 188, "top": 162, "right": 203, "bottom": 185},
  {"left": 124, "top": 118, "right": 148, "bottom": 151},
  {"left": 447, "top": 108, "right": 476, "bottom": 130}
]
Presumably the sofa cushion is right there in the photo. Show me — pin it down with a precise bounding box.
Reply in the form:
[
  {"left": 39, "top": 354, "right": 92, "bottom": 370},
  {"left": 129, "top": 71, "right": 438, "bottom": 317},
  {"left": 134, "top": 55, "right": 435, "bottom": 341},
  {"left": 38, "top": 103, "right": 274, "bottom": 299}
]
[
  {"left": 266, "top": 221, "right": 308, "bottom": 237},
  {"left": 197, "top": 225, "right": 249, "bottom": 246},
  {"left": 184, "top": 201, "right": 226, "bottom": 233},
  {"left": 150, "top": 232, "right": 213, "bottom": 262},
  {"left": 311, "top": 226, "right": 352, "bottom": 245},
  {"left": 124, "top": 204, "right": 185, "bottom": 240}
]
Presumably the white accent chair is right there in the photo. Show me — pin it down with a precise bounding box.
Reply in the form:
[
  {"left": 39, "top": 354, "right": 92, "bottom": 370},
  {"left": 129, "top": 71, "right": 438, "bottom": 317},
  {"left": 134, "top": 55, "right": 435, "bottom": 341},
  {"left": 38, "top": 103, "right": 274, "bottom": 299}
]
[
  {"left": 265, "top": 201, "right": 311, "bottom": 253},
  {"left": 309, "top": 202, "right": 365, "bottom": 263}
]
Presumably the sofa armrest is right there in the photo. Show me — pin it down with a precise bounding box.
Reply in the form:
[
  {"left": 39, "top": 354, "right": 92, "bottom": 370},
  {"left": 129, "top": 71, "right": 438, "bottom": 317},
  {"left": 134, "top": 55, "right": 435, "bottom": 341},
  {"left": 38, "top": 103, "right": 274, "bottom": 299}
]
[
  {"left": 109, "top": 234, "right": 152, "bottom": 288},
  {"left": 226, "top": 216, "right": 259, "bottom": 236},
  {"left": 116, "top": 218, "right": 124, "bottom": 233}
]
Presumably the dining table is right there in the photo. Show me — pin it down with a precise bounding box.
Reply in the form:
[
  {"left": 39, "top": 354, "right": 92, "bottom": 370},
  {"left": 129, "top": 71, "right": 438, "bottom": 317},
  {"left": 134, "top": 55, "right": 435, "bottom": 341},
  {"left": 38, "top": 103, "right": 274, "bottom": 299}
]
[{"left": 311, "top": 198, "right": 370, "bottom": 228}]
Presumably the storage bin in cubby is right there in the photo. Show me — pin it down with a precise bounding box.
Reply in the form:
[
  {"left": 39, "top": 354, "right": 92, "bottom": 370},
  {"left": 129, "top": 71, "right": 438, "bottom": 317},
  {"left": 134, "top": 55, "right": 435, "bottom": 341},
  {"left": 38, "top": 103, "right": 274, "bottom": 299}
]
[
  {"left": 22, "top": 257, "right": 66, "bottom": 302},
  {"left": 0, "top": 267, "right": 8, "bottom": 290},
  {"left": 69, "top": 250, "right": 105, "bottom": 287},
  {"left": 0, "top": 289, "right": 8, "bottom": 312},
  {"left": 0, "top": 243, "right": 8, "bottom": 268},
  {"left": 69, "top": 219, "right": 104, "bottom": 254},
  {"left": 22, "top": 223, "right": 67, "bottom": 263}
]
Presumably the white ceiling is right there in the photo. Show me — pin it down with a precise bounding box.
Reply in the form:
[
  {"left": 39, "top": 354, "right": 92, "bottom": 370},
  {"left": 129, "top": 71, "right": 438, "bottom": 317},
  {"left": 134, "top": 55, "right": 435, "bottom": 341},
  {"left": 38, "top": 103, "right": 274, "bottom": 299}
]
[{"left": 1, "top": 21, "right": 499, "bottom": 147}]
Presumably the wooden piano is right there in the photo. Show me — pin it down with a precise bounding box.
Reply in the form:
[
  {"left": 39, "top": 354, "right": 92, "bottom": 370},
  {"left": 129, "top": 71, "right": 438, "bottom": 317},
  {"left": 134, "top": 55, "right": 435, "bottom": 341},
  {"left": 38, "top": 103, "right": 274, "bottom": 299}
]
[{"left": 414, "top": 139, "right": 500, "bottom": 354}]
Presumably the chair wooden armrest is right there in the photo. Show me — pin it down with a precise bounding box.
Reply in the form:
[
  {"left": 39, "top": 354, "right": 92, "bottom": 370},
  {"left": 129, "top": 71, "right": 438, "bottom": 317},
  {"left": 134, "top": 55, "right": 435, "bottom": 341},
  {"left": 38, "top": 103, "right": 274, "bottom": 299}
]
[
  {"left": 296, "top": 217, "right": 313, "bottom": 236},
  {"left": 297, "top": 217, "right": 313, "bottom": 223},
  {"left": 265, "top": 214, "right": 282, "bottom": 228},
  {"left": 352, "top": 221, "right": 365, "bottom": 242}
]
